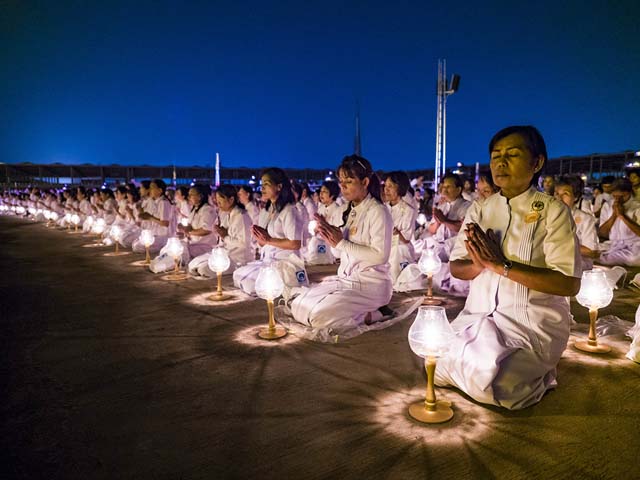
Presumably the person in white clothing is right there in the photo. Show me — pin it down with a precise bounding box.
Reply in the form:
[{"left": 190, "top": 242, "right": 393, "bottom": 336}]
[
  {"left": 436, "top": 125, "right": 582, "bottom": 410},
  {"left": 598, "top": 178, "right": 640, "bottom": 266},
  {"left": 233, "top": 168, "right": 307, "bottom": 295},
  {"left": 189, "top": 184, "right": 253, "bottom": 277},
  {"left": 180, "top": 184, "right": 218, "bottom": 259},
  {"left": 427, "top": 173, "right": 471, "bottom": 262},
  {"left": 289, "top": 154, "right": 393, "bottom": 334},
  {"left": 292, "top": 182, "right": 311, "bottom": 250},
  {"left": 133, "top": 179, "right": 175, "bottom": 253},
  {"left": 305, "top": 180, "right": 342, "bottom": 265},
  {"left": 476, "top": 173, "right": 498, "bottom": 202},
  {"left": 300, "top": 183, "right": 317, "bottom": 219},
  {"left": 174, "top": 187, "right": 191, "bottom": 225},
  {"left": 237, "top": 185, "right": 260, "bottom": 225},
  {"left": 462, "top": 178, "right": 477, "bottom": 202},
  {"left": 592, "top": 176, "right": 614, "bottom": 218},
  {"left": 119, "top": 188, "right": 142, "bottom": 248},
  {"left": 554, "top": 176, "right": 599, "bottom": 270},
  {"left": 150, "top": 184, "right": 217, "bottom": 273},
  {"left": 384, "top": 171, "right": 417, "bottom": 284}
]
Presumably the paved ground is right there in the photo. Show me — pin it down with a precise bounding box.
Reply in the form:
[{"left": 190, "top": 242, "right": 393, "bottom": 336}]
[{"left": 1, "top": 216, "right": 639, "bottom": 480}]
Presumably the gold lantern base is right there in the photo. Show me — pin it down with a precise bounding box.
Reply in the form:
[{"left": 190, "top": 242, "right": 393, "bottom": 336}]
[
  {"left": 574, "top": 341, "right": 611, "bottom": 354},
  {"left": 409, "top": 400, "right": 454, "bottom": 424},
  {"left": 161, "top": 272, "right": 189, "bottom": 281},
  {"left": 258, "top": 325, "right": 287, "bottom": 340},
  {"left": 422, "top": 296, "right": 444, "bottom": 306},
  {"left": 574, "top": 308, "right": 611, "bottom": 354},
  {"left": 130, "top": 259, "right": 151, "bottom": 267},
  {"left": 82, "top": 243, "right": 106, "bottom": 248},
  {"left": 207, "top": 292, "right": 233, "bottom": 302}
]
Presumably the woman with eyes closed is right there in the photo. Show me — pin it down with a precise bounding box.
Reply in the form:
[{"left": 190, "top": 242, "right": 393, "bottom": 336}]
[
  {"left": 233, "top": 168, "right": 308, "bottom": 295},
  {"left": 435, "top": 125, "right": 582, "bottom": 410},
  {"left": 288, "top": 154, "right": 393, "bottom": 335}
]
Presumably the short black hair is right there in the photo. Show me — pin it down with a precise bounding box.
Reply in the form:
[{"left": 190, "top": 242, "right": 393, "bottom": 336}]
[
  {"left": 384, "top": 171, "right": 411, "bottom": 197},
  {"left": 611, "top": 178, "right": 633, "bottom": 193},
  {"left": 556, "top": 175, "right": 584, "bottom": 199},
  {"left": 441, "top": 173, "right": 463, "bottom": 189},
  {"left": 489, "top": 125, "right": 548, "bottom": 186},
  {"left": 321, "top": 180, "right": 340, "bottom": 200}
]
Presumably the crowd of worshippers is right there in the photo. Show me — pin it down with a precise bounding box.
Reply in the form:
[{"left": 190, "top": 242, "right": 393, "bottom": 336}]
[{"left": 2, "top": 124, "right": 639, "bottom": 411}]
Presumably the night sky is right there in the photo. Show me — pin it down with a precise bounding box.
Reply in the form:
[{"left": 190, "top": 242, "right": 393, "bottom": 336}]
[{"left": 2, "top": 0, "right": 639, "bottom": 171}]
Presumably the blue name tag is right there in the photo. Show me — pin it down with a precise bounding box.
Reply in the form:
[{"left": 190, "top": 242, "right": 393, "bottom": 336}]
[
  {"left": 317, "top": 245, "right": 326, "bottom": 254},
  {"left": 296, "top": 270, "right": 306, "bottom": 283}
]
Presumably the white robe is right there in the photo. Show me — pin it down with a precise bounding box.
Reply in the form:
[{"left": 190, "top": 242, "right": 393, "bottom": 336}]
[
  {"left": 189, "top": 206, "right": 253, "bottom": 277},
  {"left": 435, "top": 187, "right": 581, "bottom": 410},
  {"left": 598, "top": 198, "right": 640, "bottom": 266},
  {"left": 291, "top": 194, "right": 393, "bottom": 334},
  {"left": 305, "top": 202, "right": 343, "bottom": 265},
  {"left": 387, "top": 199, "right": 417, "bottom": 284},
  {"left": 427, "top": 196, "right": 471, "bottom": 262},
  {"left": 132, "top": 197, "right": 175, "bottom": 253},
  {"left": 572, "top": 207, "right": 599, "bottom": 271},
  {"left": 233, "top": 203, "right": 307, "bottom": 294}
]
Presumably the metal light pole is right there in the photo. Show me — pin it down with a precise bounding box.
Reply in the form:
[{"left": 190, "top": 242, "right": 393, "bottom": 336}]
[{"left": 434, "top": 59, "right": 460, "bottom": 188}]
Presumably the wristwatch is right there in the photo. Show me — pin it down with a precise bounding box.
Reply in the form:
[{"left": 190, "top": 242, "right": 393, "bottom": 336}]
[{"left": 502, "top": 259, "right": 513, "bottom": 277}]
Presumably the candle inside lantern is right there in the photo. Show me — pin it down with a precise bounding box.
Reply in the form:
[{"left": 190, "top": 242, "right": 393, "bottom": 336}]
[{"left": 416, "top": 213, "right": 427, "bottom": 227}]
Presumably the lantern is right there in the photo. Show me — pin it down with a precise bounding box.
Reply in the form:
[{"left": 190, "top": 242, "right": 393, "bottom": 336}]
[
  {"left": 574, "top": 269, "right": 614, "bottom": 354},
  {"left": 408, "top": 306, "right": 455, "bottom": 423},
  {"left": 255, "top": 264, "right": 287, "bottom": 340},
  {"left": 207, "top": 246, "right": 232, "bottom": 301},
  {"left": 418, "top": 247, "right": 443, "bottom": 305},
  {"left": 162, "top": 237, "right": 188, "bottom": 281}
]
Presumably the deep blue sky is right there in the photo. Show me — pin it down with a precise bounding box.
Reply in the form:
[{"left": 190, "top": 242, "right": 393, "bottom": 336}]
[{"left": 1, "top": 0, "right": 639, "bottom": 171}]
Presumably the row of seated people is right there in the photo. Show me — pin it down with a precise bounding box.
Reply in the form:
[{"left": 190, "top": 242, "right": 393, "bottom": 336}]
[{"left": 2, "top": 124, "right": 638, "bottom": 412}]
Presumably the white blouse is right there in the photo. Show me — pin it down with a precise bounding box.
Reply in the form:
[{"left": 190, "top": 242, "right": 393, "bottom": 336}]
[
  {"left": 317, "top": 202, "right": 343, "bottom": 227},
  {"left": 335, "top": 195, "right": 392, "bottom": 279},
  {"left": 599, "top": 198, "right": 640, "bottom": 242},
  {"left": 150, "top": 197, "right": 175, "bottom": 236},
  {"left": 430, "top": 197, "right": 471, "bottom": 242},
  {"left": 450, "top": 187, "right": 581, "bottom": 353},
  {"left": 388, "top": 199, "right": 417, "bottom": 246},
  {"left": 260, "top": 203, "right": 303, "bottom": 260},
  {"left": 188, "top": 204, "right": 217, "bottom": 246},
  {"left": 220, "top": 206, "right": 253, "bottom": 264}
]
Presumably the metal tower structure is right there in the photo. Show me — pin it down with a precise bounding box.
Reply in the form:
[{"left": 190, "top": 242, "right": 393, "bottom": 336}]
[
  {"left": 354, "top": 100, "right": 362, "bottom": 157},
  {"left": 434, "top": 59, "right": 460, "bottom": 187},
  {"left": 215, "top": 152, "right": 221, "bottom": 187}
]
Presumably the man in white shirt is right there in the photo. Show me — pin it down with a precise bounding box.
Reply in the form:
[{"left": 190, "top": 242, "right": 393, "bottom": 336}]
[
  {"left": 598, "top": 178, "right": 640, "bottom": 266},
  {"left": 427, "top": 173, "right": 471, "bottom": 261}
]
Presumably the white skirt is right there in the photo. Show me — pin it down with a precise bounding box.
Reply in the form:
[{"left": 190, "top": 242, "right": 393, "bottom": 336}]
[
  {"left": 304, "top": 235, "right": 335, "bottom": 265},
  {"left": 434, "top": 314, "right": 564, "bottom": 410},
  {"left": 233, "top": 253, "right": 308, "bottom": 295},
  {"left": 290, "top": 271, "right": 392, "bottom": 334}
]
